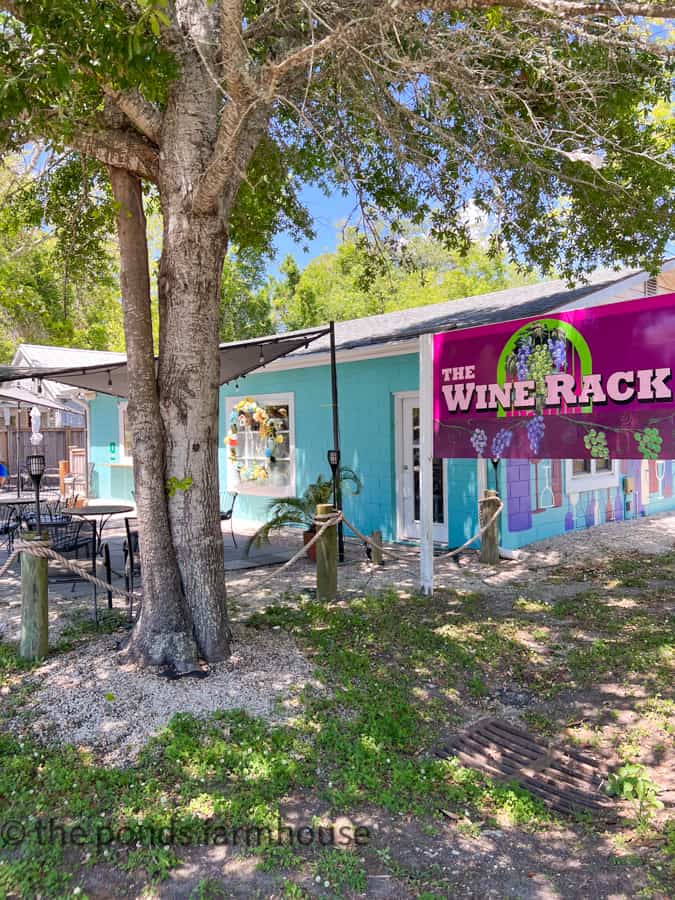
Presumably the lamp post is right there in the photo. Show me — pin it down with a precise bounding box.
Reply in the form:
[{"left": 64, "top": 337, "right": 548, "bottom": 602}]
[
  {"left": 327, "top": 448, "right": 344, "bottom": 562},
  {"left": 26, "top": 454, "right": 45, "bottom": 537}
]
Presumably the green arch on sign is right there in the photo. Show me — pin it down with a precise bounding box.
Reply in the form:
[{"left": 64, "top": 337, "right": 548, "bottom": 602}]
[{"left": 495, "top": 318, "right": 593, "bottom": 417}]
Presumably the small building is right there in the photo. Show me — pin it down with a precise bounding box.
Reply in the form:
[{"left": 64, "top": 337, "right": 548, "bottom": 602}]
[
  {"left": 82, "top": 260, "right": 675, "bottom": 548},
  {"left": 5, "top": 344, "right": 124, "bottom": 495}
]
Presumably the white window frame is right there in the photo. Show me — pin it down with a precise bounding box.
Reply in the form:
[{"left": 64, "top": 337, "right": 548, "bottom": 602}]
[
  {"left": 118, "top": 401, "right": 132, "bottom": 463},
  {"left": 565, "top": 458, "right": 619, "bottom": 492},
  {"left": 225, "top": 392, "right": 295, "bottom": 498}
]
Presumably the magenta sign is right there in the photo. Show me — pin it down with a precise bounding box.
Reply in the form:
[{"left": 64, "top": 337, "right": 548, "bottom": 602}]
[{"left": 433, "top": 293, "right": 675, "bottom": 460}]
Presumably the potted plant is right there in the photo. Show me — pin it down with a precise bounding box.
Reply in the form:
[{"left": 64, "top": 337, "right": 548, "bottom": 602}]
[{"left": 247, "top": 468, "right": 361, "bottom": 562}]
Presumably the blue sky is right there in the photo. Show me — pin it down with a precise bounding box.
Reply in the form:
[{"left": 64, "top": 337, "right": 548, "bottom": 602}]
[
  {"left": 270, "top": 184, "right": 358, "bottom": 274},
  {"left": 270, "top": 181, "right": 675, "bottom": 279}
]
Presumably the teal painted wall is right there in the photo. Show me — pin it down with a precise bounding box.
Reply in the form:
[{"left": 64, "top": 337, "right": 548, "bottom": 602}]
[
  {"left": 220, "top": 353, "right": 420, "bottom": 540},
  {"left": 88, "top": 394, "right": 135, "bottom": 501},
  {"left": 87, "top": 355, "right": 675, "bottom": 553}
]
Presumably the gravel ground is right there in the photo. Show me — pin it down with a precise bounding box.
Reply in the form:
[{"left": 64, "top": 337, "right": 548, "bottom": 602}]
[{"left": 8, "top": 624, "right": 321, "bottom": 765}]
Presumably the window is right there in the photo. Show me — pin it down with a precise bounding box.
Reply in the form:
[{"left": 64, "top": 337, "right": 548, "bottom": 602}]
[
  {"left": 225, "top": 394, "right": 295, "bottom": 497},
  {"left": 567, "top": 457, "right": 619, "bottom": 491},
  {"left": 118, "top": 402, "right": 132, "bottom": 463}
]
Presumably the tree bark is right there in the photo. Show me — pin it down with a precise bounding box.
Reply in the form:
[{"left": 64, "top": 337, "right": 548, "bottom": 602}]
[
  {"left": 154, "top": 47, "right": 232, "bottom": 663},
  {"left": 157, "top": 202, "right": 232, "bottom": 662},
  {"left": 108, "top": 166, "right": 199, "bottom": 672}
]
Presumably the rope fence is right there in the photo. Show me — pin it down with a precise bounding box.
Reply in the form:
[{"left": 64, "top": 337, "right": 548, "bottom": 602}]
[
  {"left": 0, "top": 495, "right": 505, "bottom": 604},
  {"left": 234, "top": 496, "right": 504, "bottom": 596},
  {"left": 0, "top": 540, "right": 135, "bottom": 601}
]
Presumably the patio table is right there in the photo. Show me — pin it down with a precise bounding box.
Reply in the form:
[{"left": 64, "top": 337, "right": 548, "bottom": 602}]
[
  {"left": 0, "top": 496, "right": 39, "bottom": 506},
  {"left": 65, "top": 503, "right": 134, "bottom": 554}
]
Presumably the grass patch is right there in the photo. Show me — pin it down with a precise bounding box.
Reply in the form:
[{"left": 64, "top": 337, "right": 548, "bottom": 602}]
[{"left": 2, "top": 547, "right": 673, "bottom": 895}]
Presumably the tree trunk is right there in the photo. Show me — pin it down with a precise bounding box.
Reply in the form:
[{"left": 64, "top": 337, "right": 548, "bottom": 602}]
[
  {"left": 153, "top": 49, "right": 232, "bottom": 663},
  {"left": 157, "top": 201, "right": 232, "bottom": 662},
  {"left": 107, "top": 28, "right": 241, "bottom": 669},
  {"left": 109, "top": 167, "right": 199, "bottom": 672}
]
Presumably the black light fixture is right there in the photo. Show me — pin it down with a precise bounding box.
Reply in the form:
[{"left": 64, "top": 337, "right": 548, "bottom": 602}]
[
  {"left": 327, "top": 448, "right": 340, "bottom": 473},
  {"left": 258, "top": 345, "right": 265, "bottom": 366},
  {"left": 107, "top": 370, "right": 112, "bottom": 387},
  {"left": 26, "top": 454, "right": 45, "bottom": 537},
  {"left": 327, "top": 449, "right": 341, "bottom": 511}
]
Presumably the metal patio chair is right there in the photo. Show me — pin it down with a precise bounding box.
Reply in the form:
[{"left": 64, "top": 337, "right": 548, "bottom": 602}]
[
  {"left": 220, "top": 492, "right": 238, "bottom": 547},
  {"left": 0, "top": 505, "right": 18, "bottom": 553},
  {"left": 44, "top": 517, "right": 106, "bottom": 624},
  {"left": 123, "top": 516, "right": 140, "bottom": 619},
  {"left": 23, "top": 498, "right": 65, "bottom": 532}
]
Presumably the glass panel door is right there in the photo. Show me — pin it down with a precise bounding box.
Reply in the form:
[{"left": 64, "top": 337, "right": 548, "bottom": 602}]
[{"left": 399, "top": 396, "right": 446, "bottom": 541}]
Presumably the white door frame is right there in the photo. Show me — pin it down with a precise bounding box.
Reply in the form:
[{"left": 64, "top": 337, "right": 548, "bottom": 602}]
[{"left": 394, "top": 389, "right": 447, "bottom": 543}]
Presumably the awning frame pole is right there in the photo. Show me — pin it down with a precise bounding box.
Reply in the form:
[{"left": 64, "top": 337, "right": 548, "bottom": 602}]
[
  {"left": 419, "top": 333, "right": 434, "bottom": 595},
  {"left": 329, "top": 321, "right": 344, "bottom": 562},
  {"left": 15, "top": 401, "right": 21, "bottom": 498}
]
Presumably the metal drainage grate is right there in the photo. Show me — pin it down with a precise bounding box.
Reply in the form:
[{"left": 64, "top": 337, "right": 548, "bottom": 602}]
[{"left": 437, "top": 717, "right": 617, "bottom": 821}]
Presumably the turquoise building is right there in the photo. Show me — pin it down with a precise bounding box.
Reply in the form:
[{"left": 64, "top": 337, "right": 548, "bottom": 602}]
[{"left": 86, "top": 263, "right": 675, "bottom": 551}]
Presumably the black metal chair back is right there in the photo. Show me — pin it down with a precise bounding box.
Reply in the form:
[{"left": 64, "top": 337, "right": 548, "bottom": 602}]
[
  {"left": 45, "top": 518, "right": 92, "bottom": 556},
  {"left": 0, "top": 505, "right": 17, "bottom": 551},
  {"left": 123, "top": 517, "right": 140, "bottom": 618},
  {"left": 220, "top": 492, "right": 238, "bottom": 546}
]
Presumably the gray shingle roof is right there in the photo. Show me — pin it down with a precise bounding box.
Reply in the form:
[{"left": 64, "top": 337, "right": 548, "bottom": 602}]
[
  {"left": 14, "top": 344, "right": 125, "bottom": 368},
  {"left": 291, "top": 266, "right": 643, "bottom": 357}
]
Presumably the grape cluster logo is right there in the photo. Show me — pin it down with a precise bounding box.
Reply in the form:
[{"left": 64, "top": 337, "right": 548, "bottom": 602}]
[{"left": 433, "top": 293, "right": 675, "bottom": 460}]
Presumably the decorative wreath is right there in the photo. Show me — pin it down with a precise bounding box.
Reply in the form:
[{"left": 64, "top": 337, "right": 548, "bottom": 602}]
[{"left": 224, "top": 397, "right": 286, "bottom": 482}]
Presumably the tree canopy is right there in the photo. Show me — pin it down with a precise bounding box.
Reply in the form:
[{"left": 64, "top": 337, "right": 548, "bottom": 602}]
[
  {"left": 0, "top": 2, "right": 672, "bottom": 281},
  {"left": 0, "top": 158, "right": 124, "bottom": 360},
  {"left": 269, "top": 229, "right": 539, "bottom": 330}
]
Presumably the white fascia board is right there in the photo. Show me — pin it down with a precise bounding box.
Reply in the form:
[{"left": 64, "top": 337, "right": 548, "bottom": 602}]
[{"left": 259, "top": 338, "right": 420, "bottom": 373}]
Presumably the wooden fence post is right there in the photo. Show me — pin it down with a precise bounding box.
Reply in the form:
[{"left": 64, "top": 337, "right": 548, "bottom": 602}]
[
  {"left": 370, "top": 530, "right": 383, "bottom": 566},
  {"left": 19, "top": 544, "right": 48, "bottom": 661},
  {"left": 479, "top": 489, "right": 501, "bottom": 566},
  {"left": 315, "top": 503, "right": 337, "bottom": 602}
]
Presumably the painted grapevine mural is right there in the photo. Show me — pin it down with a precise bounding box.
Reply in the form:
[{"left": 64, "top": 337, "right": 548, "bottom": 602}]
[{"left": 433, "top": 293, "right": 675, "bottom": 460}]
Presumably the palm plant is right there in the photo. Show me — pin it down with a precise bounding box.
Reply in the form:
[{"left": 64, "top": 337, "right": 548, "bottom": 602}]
[{"left": 247, "top": 467, "right": 361, "bottom": 551}]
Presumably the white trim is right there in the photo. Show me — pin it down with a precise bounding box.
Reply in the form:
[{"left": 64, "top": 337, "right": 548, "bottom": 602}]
[
  {"left": 117, "top": 400, "right": 132, "bottom": 463},
  {"left": 476, "top": 457, "right": 488, "bottom": 522},
  {"left": 224, "top": 392, "right": 296, "bottom": 498},
  {"left": 565, "top": 458, "right": 619, "bottom": 492},
  {"left": 394, "top": 391, "right": 448, "bottom": 542},
  {"left": 419, "top": 334, "right": 434, "bottom": 595},
  {"left": 393, "top": 391, "right": 418, "bottom": 542},
  {"left": 255, "top": 339, "right": 419, "bottom": 374}
]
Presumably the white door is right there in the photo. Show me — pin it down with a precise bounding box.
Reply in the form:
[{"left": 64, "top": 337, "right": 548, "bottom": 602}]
[{"left": 397, "top": 394, "right": 447, "bottom": 542}]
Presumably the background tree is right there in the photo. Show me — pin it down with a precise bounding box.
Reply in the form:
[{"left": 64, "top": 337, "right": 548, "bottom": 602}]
[
  {"left": 0, "top": 0, "right": 672, "bottom": 672},
  {"left": 219, "top": 249, "right": 273, "bottom": 342},
  {"left": 269, "top": 228, "right": 538, "bottom": 330},
  {"left": 0, "top": 158, "right": 124, "bottom": 358}
]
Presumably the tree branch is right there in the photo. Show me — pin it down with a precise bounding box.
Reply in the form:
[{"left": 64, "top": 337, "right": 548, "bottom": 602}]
[
  {"left": 396, "top": 0, "right": 675, "bottom": 18},
  {"left": 220, "top": 0, "right": 256, "bottom": 99},
  {"left": 192, "top": 100, "right": 270, "bottom": 214},
  {"left": 102, "top": 87, "right": 163, "bottom": 145},
  {"left": 68, "top": 128, "right": 159, "bottom": 183}
]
